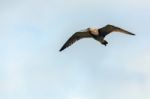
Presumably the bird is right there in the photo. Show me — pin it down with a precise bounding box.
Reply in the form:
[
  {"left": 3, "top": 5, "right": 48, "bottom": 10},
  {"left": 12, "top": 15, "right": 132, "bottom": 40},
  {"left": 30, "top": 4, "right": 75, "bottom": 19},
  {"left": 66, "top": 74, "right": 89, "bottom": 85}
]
[{"left": 59, "top": 24, "right": 135, "bottom": 51}]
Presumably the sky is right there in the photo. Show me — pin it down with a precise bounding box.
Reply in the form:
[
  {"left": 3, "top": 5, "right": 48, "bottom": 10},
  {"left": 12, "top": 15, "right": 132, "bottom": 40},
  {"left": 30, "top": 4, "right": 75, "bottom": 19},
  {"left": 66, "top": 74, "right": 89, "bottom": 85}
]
[{"left": 0, "top": 0, "right": 150, "bottom": 99}]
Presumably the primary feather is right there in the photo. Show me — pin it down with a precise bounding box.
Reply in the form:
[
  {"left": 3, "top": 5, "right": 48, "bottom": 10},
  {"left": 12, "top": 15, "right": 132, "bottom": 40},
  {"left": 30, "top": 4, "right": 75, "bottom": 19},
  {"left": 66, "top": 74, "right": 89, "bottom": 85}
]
[
  {"left": 59, "top": 31, "right": 92, "bottom": 51},
  {"left": 99, "top": 24, "right": 135, "bottom": 37}
]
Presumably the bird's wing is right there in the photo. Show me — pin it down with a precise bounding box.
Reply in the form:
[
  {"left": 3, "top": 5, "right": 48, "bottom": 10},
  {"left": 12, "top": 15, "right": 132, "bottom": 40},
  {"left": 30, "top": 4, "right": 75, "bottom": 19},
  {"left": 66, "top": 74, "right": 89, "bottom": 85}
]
[
  {"left": 59, "top": 31, "right": 92, "bottom": 51},
  {"left": 100, "top": 24, "right": 135, "bottom": 36},
  {"left": 111, "top": 26, "right": 135, "bottom": 35}
]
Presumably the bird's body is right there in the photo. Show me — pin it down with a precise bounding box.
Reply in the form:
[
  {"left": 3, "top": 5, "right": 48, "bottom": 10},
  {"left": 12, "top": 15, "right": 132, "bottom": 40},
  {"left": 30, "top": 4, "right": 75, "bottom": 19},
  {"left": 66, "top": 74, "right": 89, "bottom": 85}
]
[
  {"left": 59, "top": 24, "right": 135, "bottom": 51},
  {"left": 89, "top": 28, "right": 99, "bottom": 35}
]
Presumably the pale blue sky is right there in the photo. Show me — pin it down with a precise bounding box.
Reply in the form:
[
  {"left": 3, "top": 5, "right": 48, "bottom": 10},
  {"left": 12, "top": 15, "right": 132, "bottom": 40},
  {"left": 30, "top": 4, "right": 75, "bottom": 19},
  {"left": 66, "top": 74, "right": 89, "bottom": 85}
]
[{"left": 0, "top": 0, "right": 150, "bottom": 99}]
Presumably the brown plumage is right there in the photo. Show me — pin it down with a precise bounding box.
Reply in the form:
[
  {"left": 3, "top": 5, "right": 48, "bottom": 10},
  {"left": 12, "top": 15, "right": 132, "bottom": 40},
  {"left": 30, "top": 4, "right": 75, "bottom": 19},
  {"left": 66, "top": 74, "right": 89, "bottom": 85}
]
[{"left": 59, "top": 24, "right": 135, "bottom": 51}]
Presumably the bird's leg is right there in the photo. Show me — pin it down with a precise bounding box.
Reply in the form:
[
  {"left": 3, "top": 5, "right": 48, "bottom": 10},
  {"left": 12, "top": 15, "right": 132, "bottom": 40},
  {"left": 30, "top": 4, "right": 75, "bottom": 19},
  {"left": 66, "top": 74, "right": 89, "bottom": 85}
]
[
  {"left": 89, "top": 32, "right": 108, "bottom": 46},
  {"left": 100, "top": 39, "right": 108, "bottom": 46},
  {"left": 102, "top": 40, "right": 108, "bottom": 46}
]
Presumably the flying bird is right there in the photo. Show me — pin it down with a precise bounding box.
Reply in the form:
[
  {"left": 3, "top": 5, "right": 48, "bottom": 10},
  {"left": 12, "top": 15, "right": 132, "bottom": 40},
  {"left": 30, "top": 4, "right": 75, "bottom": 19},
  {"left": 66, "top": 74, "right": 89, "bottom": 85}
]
[{"left": 59, "top": 24, "right": 135, "bottom": 51}]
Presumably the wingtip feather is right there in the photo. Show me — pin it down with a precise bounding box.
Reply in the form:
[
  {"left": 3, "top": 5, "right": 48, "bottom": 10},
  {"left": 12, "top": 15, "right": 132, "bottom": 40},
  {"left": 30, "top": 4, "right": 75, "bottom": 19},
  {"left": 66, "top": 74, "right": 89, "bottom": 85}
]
[
  {"left": 130, "top": 33, "right": 135, "bottom": 35},
  {"left": 59, "top": 46, "right": 66, "bottom": 52},
  {"left": 59, "top": 48, "right": 63, "bottom": 52}
]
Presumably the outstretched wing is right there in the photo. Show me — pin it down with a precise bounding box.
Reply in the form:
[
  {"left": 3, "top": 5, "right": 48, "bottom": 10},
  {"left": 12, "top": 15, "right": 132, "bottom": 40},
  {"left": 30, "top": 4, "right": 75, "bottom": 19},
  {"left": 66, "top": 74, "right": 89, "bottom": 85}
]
[
  {"left": 99, "top": 24, "right": 135, "bottom": 37},
  {"left": 59, "top": 30, "right": 92, "bottom": 51}
]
